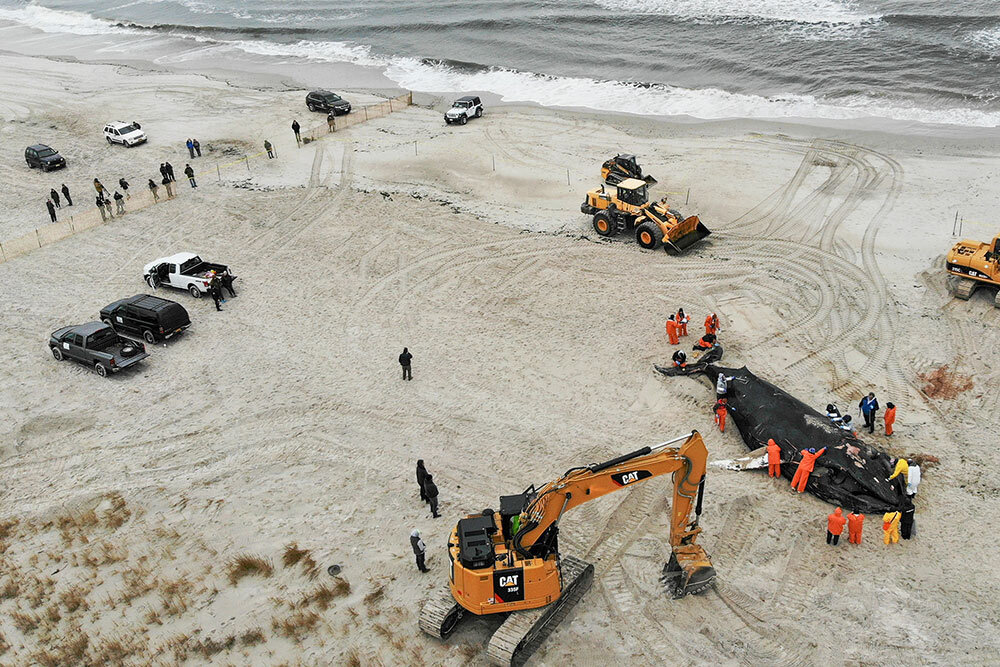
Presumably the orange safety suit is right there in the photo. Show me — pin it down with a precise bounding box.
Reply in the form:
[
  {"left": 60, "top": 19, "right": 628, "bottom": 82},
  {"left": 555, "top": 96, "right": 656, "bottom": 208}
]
[
  {"left": 847, "top": 511, "right": 864, "bottom": 544},
  {"left": 676, "top": 311, "right": 689, "bottom": 337},
  {"left": 766, "top": 438, "right": 781, "bottom": 477},
  {"left": 704, "top": 313, "right": 718, "bottom": 336},
  {"left": 714, "top": 400, "right": 727, "bottom": 433},
  {"left": 884, "top": 406, "right": 896, "bottom": 435},
  {"left": 882, "top": 511, "right": 901, "bottom": 545},
  {"left": 790, "top": 447, "right": 826, "bottom": 493},
  {"left": 827, "top": 507, "right": 846, "bottom": 545},
  {"left": 666, "top": 318, "right": 680, "bottom": 345},
  {"left": 694, "top": 336, "right": 714, "bottom": 351}
]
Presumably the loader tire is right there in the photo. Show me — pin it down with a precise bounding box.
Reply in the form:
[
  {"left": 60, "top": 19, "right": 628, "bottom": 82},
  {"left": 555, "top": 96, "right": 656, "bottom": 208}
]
[
  {"left": 636, "top": 222, "right": 663, "bottom": 250},
  {"left": 593, "top": 212, "right": 616, "bottom": 237}
]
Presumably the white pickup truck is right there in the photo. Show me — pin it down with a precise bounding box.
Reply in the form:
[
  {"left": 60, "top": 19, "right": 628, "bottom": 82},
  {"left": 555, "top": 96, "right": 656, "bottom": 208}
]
[{"left": 143, "top": 252, "right": 233, "bottom": 298}]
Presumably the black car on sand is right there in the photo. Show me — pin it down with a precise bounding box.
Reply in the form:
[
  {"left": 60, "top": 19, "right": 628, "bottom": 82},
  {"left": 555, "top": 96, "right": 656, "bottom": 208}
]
[
  {"left": 306, "top": 90, "right": 351, "bottom": 115},
  {"left": 25, "top": 144, "right": 66, "bottom": 171},
  {"left": 49, "top": 322, "right": 148, "bottom": 378},
  {"left": 100, "top": 294, "right": 191, "bottom": 344}
]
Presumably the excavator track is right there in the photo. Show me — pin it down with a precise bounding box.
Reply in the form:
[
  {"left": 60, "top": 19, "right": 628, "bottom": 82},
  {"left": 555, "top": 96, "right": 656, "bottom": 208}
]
[
  {"left": 486, "top": 555, "right": 594, "bottom": 667},
  {"left": 419, "top": 588, "right": 463, "bottom": 639},
  {"left": 952, "top": 277, "right": 979, "bottom": 300}
]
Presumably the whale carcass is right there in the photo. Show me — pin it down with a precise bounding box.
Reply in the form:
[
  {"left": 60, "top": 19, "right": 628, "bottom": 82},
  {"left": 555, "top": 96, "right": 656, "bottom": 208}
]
[{"left": 656, "top": 349, "right": 910, "bottom": 513}]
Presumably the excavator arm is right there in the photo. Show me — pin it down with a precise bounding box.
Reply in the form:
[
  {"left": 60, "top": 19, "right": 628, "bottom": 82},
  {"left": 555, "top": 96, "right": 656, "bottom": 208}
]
[{"left": 513, "top": 431, "right": 715, "bottom": 596}]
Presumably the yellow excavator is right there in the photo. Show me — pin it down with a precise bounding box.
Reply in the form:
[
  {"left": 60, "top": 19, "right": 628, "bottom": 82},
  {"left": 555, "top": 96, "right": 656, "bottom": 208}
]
[
  {"left": 419, "top": 431, "right": 716, "bottom": 666},
  {"left": 581, "top": 179, "right": 711, "bottom": 252},
  {"left": 947, "top": 233, "right": 1000, "bottom": 307}
]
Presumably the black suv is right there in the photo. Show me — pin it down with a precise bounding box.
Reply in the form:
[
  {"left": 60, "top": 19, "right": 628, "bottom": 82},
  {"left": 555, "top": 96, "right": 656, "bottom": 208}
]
[
  {"left": 306, "top": 90, "right": 351, "bottom": 115},
  {"left": 100, "top": 294, "right": 191, "bottom": 344},
  {"left": 25, "top": 144, "right": 66, "bottom": 171}
]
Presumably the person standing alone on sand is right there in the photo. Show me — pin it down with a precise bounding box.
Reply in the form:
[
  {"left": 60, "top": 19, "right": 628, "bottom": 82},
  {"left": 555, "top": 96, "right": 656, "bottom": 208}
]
[
  {"left": 399, "top": 347, "right": 413, "bottom": 380},
  {"left": 410, "top": 529, "right": 429, "bottom": 573},
  {"left": 292, "top": 119, "right": 301, "bottom": 146},
  {"left": 265, "top": 139, "right": 274, "bottom": 158},
  {"left": 184, "top": 164, "right": 197, "bottom": 188}
]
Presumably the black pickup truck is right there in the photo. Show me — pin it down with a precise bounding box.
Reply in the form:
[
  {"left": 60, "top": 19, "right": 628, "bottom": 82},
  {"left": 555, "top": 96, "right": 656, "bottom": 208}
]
[{"left": 49, "top": 322, "right": 148, "bottom": 377}]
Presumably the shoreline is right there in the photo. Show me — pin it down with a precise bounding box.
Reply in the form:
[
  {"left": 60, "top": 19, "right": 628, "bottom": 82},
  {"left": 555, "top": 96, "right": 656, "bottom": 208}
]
[{"left": 2, "top": 19, "right": 1000, "bottom": 144}]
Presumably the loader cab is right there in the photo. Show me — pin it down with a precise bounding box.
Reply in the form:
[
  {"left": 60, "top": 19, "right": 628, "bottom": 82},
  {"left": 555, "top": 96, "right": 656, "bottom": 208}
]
[
  {"left": 990, "top": 236, "right": 1000, "bottom": 262},
  {"left": 615, "top": 178, "right": 648, "bottom": 207}
]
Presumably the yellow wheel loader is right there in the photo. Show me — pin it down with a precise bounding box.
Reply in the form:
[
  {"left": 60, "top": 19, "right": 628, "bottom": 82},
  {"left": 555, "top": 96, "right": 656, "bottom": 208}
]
[
  {"left": 946, "top": 233, "right": 1000, "bottom": 307},
  {"left": 580, "top": 178, "right": 711, "bottom": 253}
]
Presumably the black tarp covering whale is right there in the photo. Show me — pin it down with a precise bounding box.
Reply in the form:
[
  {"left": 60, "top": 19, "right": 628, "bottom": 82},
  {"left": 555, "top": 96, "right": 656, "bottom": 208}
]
[{"left": 656, "top": 350, "right": 910, "bottom": 513}]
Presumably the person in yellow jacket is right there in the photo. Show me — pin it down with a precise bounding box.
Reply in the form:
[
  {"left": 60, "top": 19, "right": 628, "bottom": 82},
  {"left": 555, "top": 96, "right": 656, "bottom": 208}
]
[
  {"left": 888, "top": 458, "right": 909, "bottom": 496},
  {"left": 882, "top": 511, "right": 901, "bottom": 545}
]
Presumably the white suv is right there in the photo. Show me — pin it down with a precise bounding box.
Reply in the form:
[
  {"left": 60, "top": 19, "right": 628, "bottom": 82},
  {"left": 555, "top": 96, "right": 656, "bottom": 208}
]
[
  {"left": 104, "top": 121, "right": 146, "bottom": 147},
  {"left": 444, "top": 96, "right": 484, "bottom": 125}
]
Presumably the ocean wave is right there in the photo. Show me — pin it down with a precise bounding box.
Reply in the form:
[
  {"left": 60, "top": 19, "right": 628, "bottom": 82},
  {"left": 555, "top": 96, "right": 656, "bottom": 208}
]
[
  {"left": 1, "top": 4, "right": 996, "bottom": 128},
  {"left": 968, "top": 26, "right": 1000, "bottom": 52},
  {"left": 0, "top": 4, "right": 139, "bottom": 35},
  {"left": 381, "top": 57, "right": 1000, "bottom": 127},
  {"left": 592, "top": 0, "right": 879, "bottom": 25}
]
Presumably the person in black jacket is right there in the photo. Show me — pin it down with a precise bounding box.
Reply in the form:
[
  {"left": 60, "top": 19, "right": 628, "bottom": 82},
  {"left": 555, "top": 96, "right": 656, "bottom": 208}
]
[
  {"left": 209, "top": 275, "right": 223, "bottom": 311},
  {"left": 292, "top": 119, "right": 301, "bottom": 145},
  {"left": 399, "top": 347, "right": 412, "bottom": 380},
  {"left": 416, "top": 459, "right": 429, "bottom": 504},
  {"left": 61, "top": 183, "right": 72, "bottom": 206},
  {"left": 424, "top": 474, "right": 440, "bottom": 518},
  {"left": 118, "top": 177, "right": 130, "bottom": 199},
  {"left": 184, "top": 164, "right": 197, "bottom": 188},
  {"left": 50, "top": 188, "right": 61, "bottom": 208},
  {"left": 46, "top": 199, "right": 57, "bottom": 223},
  {"left": 165, "top": 162, "right": 176, "bottom": 182},
  {"left": 221, "top": 272, "right": 236, "bottom": 297}
]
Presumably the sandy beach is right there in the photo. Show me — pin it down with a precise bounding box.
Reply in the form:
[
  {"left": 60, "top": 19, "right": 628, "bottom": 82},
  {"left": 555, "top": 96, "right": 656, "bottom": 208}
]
[{"left": 1, "top": 33, "right": 1000, "bottom": 666}]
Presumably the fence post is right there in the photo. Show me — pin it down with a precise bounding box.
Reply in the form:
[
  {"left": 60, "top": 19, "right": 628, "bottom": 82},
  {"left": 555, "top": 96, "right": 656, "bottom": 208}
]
[
  {"left": 217, "top": 164, "right": 221, "bottom": 181},
  {"left": 246, "top": 157, "right": 251, "bottom": 173},
  {"left": 566, "top": 169, "right": 570, "bottom": 186},
  {"left": 364, "top": 106, "right": 369, "bottom": 122},
  {"left": 492, "top": 154, "right": 495, "bottom": 172},
  {"left": 0, "top": 241, "right": 6, "bottom": 263},
  {"left": 952, "top": 211, "right": 959, "bottom": 236},
  {"left": 69, "top": 216, "right": 76, "bottom": 233},
  {"left": 35, "top": 229, "right": 42, "bottom": 248},
  {"left": 686, "top": 187, "right": 690, "bottom": 205},
  {"left": 414, "top": 141, "right": 418, "bottom": 156}
]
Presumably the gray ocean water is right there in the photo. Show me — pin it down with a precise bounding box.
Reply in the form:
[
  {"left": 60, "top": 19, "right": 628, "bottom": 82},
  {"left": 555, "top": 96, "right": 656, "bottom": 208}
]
[{"left": 1, "top": 0, "right": 999, "bottom": 126}]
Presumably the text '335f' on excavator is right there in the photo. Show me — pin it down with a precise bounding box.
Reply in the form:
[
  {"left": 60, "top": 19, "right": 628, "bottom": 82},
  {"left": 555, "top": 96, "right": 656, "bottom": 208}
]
[{"left": 419, "top": 431, "right": 716, "bottom": 666}]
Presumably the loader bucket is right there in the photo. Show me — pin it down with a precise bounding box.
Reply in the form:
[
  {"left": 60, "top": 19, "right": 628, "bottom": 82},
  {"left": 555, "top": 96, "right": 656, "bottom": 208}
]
[
  {"left": 665, "top": 215, "right": 711, "bottom": 253},
  {"left": 643, "top": 174, "right": 658, "bottom": 185}
]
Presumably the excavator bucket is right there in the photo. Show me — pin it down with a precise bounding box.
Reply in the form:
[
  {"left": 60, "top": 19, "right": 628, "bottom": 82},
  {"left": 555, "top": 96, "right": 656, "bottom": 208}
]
[
  {"left": 662, "top": 547, "right": 716, "bottom": 599},
  {"left": 665, "top": 215, "right": 711, "bottom": 253}
]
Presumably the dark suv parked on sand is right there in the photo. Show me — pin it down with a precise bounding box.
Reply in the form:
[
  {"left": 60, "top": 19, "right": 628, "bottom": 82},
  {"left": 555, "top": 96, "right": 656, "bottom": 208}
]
[
  {"left": 306, "top": 90, "right": 351, "bottom": 115},
  {"left": 25, "top": 144, "right": 66, "bottom": 171},
  {"left": 100, "top": 294, "right": 191, "bottom": 344}
]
